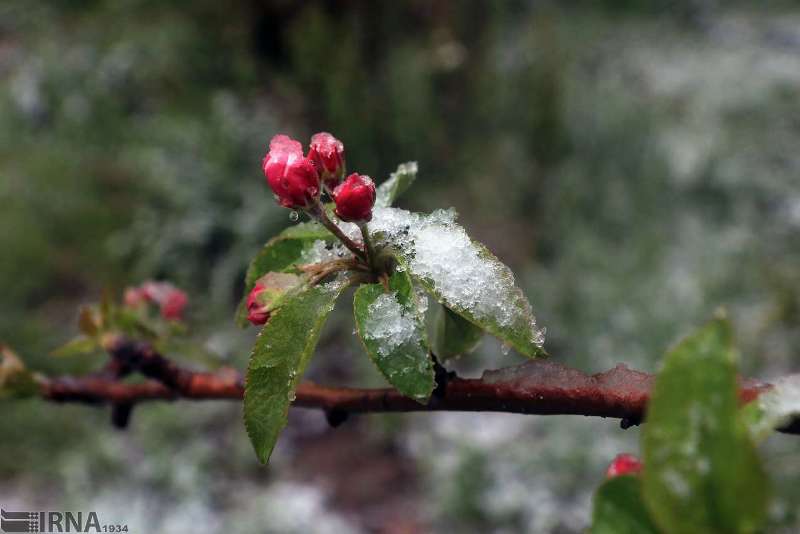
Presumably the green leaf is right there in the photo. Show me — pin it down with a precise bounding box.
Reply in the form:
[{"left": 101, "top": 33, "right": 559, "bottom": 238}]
[
  {"left": 742, "top": 374, "right": 800, "bottom": 442},
  {"left": 641, "top": 318, "right": 769, "bottom": 534},
  {"left": 433, "top": 304, "right": 484, "bottom": 360},
  {"left": 375, "top": 161, "right": 418, "bottom": 208},
  {"left": 51, "top": 335, "right": 99, "bottom": 358},
  {"left": 244, "top": 280, "right": 346, "bottom": 464},
  {"left": 277, "top": 221, "right": 333, "bottom": 241},
  {"left": 0, "top": 346, "right": 38, "bottom": 399},
  {"left": 591, "top": 476, "right": 660, "bottom": 534},
  {"left": 236, "top": 224, "right": 335, "bottom": 326},
  {"left": 353, "top": 270, "right": 435, "bottom": 403},
  {"left": 374, "top": 209, "right": 544, "bottom": 357}
]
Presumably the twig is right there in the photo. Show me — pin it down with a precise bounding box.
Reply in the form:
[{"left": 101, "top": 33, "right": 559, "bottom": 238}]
[
  {"left": 36, "top": 341, "right": 797, "bottom": 435},
  {"left": 308, "top": 200, "right": 367, "bottom": 261},
  {"left": 357, "top": 222, "right": 377, "bottom": 272}
]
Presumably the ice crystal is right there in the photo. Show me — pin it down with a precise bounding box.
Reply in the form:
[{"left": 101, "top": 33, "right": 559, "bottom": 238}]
[
  {"left": 367, "top": 207, "right": 544, "bottom": 349},
  {"left": 298, "top": 240, "right": 349, "bottom": 264},
  {"left": 362, "top": 292, "right": 417, "bottom": 357}
]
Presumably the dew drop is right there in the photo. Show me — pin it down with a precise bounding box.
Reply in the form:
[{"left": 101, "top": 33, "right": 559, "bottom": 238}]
[
  {"left": 500, "top": 342, "right": 511, "bottom": 356},
  {"left": 289, "top": 211, "right": 300, "bottom": 222},
  {"left": 287, "top": 390, "right": 296, "bottom": 401}
]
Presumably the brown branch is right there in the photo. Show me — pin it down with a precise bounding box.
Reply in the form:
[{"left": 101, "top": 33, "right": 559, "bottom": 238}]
[{"left": 37, "top": 342, "right": 797, "bottom": 435}]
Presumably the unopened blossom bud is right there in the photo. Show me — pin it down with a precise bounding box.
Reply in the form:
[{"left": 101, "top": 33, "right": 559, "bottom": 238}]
[
  {"left": 307, "top": 132, "right": 345, "bottom": 190},
  {"left": 127, "top": 281, "right": 188, "bottom": 321},
  {"left": 247, "top": 282, "right": 271, "bottom": 326},
  {"left": 124, "top": 287, "right": 147, "bottom": 308},
  {"left": 605, "top": 453, "right": 643, "bottom": 478},
  {"left": 262, "top": 134, "right": 320, "bottom": 209},
  {"left": 160, "top": 288, "right": 188, "bottom": 321},
  {"left": 246, "top": 272, "right": 303, "bottom": 327},
  {"left": 333, "top": 173, "right": 376, "bottom": 222}
]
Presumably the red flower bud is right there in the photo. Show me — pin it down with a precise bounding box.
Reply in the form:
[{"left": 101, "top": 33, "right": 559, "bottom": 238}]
[
  {"left": 124, "top": 287, "right": 148, "bottom": 308},
  {"left": 126, "top": 281, "right": 188, "bottom": 321},
  {"left": 333, "top": 173, "right": 376, "bottom": 222},
  {"left": 307, "top": 132, "right": 345, "bottom": 190},
  {"left": 246, "top": 282, "right": 271, "bottom": 326},
  {"left": 245, "top": 273, "right": 301, "bottom": 327},
  {"left": 605, "top": 453, "right": 643, "bottom": 478},
  {"left": 262, "top": 134, "right": 320, "bottom": 209},
  {"left": 160, "top": 289, "right": 188, "bottom": 321}
]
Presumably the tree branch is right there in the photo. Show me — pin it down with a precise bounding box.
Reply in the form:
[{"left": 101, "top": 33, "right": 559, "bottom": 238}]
[{"left": 36, "top": 340, "right": 797, "bottom": 435}]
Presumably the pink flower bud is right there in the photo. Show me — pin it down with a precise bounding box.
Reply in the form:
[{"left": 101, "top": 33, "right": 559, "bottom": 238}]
[
  {"left": 307, "top": 132, "right": 345, "bottom": 190},
  {"left": 124, "top": 287, "right": 148, "bottom": 308},
  {"left": 605, "top": 453, "right": 643, "bottom": 478},
  {"left": 333, "top": 173, "right": 376, "bottom": 222},
  {"left": 126, "top": 281, "right": 188, "bottom": 321},
  {"left": 262, "top": 134, "right": 320, "bottom": 209},
  {"left": 160, "top": 288, "right": 188, "bottom": 321},
  {"left": 246, "top": 282, "right": 271, "bottom": 326},
  {"left": 245, "top": 273, "right": 302, "bottom": 327}
]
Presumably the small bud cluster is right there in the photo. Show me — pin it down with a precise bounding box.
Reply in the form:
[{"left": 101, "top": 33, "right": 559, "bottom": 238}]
[
  {"left": 124, "top": 281, "right": 188, "bottom": 321},
  {"left": 262, "top": 132, "right": 375, "bottom": 223},
  {"left": 254, "top": 132, "right": 378, "bottom": 328}
]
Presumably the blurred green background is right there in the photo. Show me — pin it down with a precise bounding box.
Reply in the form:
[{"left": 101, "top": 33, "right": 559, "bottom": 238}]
[{"left": 2, "top": 1, "right": 800, "bottom": 532}]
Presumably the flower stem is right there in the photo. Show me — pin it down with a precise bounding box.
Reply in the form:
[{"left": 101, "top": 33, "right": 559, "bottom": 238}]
[
  {"left": 357, "top": 222, "right": 377, "bottom": 273},
  {"left": 308, "top": 200, "right": 367, "bottom": 261}
]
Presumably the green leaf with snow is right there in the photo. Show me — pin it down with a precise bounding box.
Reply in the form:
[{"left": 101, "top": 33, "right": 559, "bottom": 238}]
[
  {"left": 742, "top": 374, "right": 800, "bottom": 442},
  {"left": 244, "top": 281, "right": 346, "bottom": 464},
  {"left": 353, "top": 270, "right": 435, "bottom": 404},
  {"left": 236, "top": 224, "right": 335, "bottom": 326},
  {"left": 368, "top": 207, "right": 545, "bottom": 357},
  {"left": 375, "top": 161, "right": 418, "bottom": 208},
  {"left": 433, "top": 304, "right": 483, "bottom": 360},
  {"left": 641, "top": 318, "right": 769, "bottom": 534},
  {"left": 591, "top": 476, "right": 659, "bottom": 534}
]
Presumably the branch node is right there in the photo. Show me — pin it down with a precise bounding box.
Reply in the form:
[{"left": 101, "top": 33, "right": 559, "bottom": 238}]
[
  {"left": 620, "top": 417, "right": 642, "bottom": 430},
  {"left": 111, "top": 402, "right": 134, "bottom": 429},
  {"left": 432, "top": 355, "right": 456, "bottom": 400},
  {"left": 325, "top": 408, "right": 349, "bottom": 428}
]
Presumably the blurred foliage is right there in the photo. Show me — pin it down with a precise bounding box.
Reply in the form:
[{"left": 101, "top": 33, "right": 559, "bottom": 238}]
[{"left": 2, "top": 0, "right": 800, "bottom": 532}]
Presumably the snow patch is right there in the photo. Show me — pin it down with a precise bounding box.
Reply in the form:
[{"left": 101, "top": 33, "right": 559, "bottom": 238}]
[
  {"left": 367, "top": 207, "right": 545, "bottom": 350},
  {"left": 363, "top": 292, "right": 417, "bottom": 357}
]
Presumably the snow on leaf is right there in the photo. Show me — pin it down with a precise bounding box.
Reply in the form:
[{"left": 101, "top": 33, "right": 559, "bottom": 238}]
[
  {"left": 364, "top": 293, "right": 418, "bottom": 357},
  {"left": 353, "top": 270, "right": 434, "bottom": 403},
  {"left": 367, "top": 207, "right": 545, "bottom": 357},
  {"left": 296, "top": 239, "right": 351, "bottom": 265}
]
